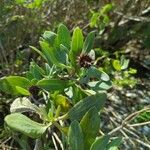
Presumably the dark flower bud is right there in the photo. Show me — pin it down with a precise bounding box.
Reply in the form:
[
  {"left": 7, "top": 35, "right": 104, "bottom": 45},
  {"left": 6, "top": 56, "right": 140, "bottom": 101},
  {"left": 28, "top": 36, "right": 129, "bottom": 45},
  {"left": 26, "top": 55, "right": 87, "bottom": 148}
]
[
  {"left": 77, "top": 53, "right": 93, "bottom": 68},
  {"left": 29, "top": 86, "right": 40, "bottom": 99}
]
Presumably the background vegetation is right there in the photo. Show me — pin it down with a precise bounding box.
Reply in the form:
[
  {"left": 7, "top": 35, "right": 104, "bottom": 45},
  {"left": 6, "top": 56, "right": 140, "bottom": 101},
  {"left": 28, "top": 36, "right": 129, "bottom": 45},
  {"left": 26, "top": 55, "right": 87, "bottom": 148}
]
[{"left": 0, "top": 0, "right": 150, "bottom": 149}]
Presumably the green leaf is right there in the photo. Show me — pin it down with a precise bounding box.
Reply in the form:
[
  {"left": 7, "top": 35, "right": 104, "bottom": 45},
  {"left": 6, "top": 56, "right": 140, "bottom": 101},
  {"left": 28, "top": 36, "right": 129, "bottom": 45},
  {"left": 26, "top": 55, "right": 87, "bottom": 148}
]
[
  {"left": 57, "top": 24, "right": 71, "bottom": 50},
  {"left": 5, "top": 113, "right": 48, "bottom": 138},
  {"left": 0, "top": 77, "right": 15, "bottom": 94},
  {"left": 60, "top": 44, "right": 69, "bottom": 53},
  {"left": 112, "top": 60, "right": 121, "bottom": 71},
  {"left": 106, "top": 137, "right": 122, "bottom": 150},
  {"left": 100, "top": 71, "right": 110, "bottom": 81},
  {"left": 83, "top": 31, "right": 95, "bottom": 53},
  {"left": 40, "top": 41, "right": 55, "bottom": 66},
  {"left": 40, "top": 41, "right": 67, "bottom": 68},
  {"left": 15, "top": 0, "right": 25, "bottom": 4},
  {"left": 88, "top": 81, "right": 112, "bottom": 91},
  {"left": 90, "top": 135, "right": 110, "bottom": 150},
  {"left": 0, "top": 76, "right": 31, "bottom": 95},
  {"left": 15, "top": 86, "right": 30, "bottom": 96},
  {"left": 52, "top": 94, "right": 72, "bottom": 112},
  {"left": 68, "top": 93, "right": 106, "bottom": 121},
  {"left": 69, "top": 27, "right": 84, "bottom": 67},
  {"left": 68, "top": 120, "right": 84, "bottom": 150},
  {"left": 30, "top": 46, "right": 47, "bottom": 61},
  {"left": 121, "top": 57, "right": 129, "bottom": 70},
  {"left": 71, "top": 85, "right": 88, "bottom": 103},
  {"left": 90, "top": 12, "right": 99, "bottom": 28},
  {"left": 5, "top": 76, "right": 30, "bottom": 88},
  {"left": 80, "top": 67, "right": 111, "bottom": 91},
  {"left": 84, "top": 67, "right": 110, "bottom": 81},
  {"left": 30, "top": 61, "right": 45, "bottom": 80},
  {"left": 101, "top": 4, "right": 113, "bottom": 14},
  {"left": 57, "top": 44, "right": 68, "bottom": 64},
  {"left": 42, "top": 31, "right": 56, "bottom": 45},
  {"left": 10, "top": 97, "right": 40, "bottom": 113},
  {"left": 37, "top": 79, "right": 72, "bottom": 91},
  {"left": 80, "top": 107, "right": 100, "bottom": 149},
  {"left": 128, "top": 68, "right": 137, "bottom": 74}
]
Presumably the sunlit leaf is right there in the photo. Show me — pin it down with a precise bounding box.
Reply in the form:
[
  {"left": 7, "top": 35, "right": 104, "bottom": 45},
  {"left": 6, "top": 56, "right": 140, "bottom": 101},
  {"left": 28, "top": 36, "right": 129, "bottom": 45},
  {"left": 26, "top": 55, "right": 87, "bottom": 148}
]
[
  {"left": 10, "top": 97, "right": 40, "bottom": 113},
  {"left": 112, "top": 60, "right": 121, "bottom": 71},
  {"left": 69, "top": 27, "right": 84, "bottom": 67},
  {"left": 5, "top": 113, "right": 48, "bottom": 138},
  {"left": 52, "top": 94, "right": 72, "bottom": 112},
  {"left": 15, "top": 86, "right": 30, "bottom": 96},
  {"left": 0, "top": 76, "right": 31, "bottom": 95}
]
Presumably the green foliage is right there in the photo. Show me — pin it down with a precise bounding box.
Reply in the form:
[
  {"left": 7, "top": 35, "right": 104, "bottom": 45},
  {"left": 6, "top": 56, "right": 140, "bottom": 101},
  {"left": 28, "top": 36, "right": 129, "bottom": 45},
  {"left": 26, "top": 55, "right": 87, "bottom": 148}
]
[
  {"left": 15, "top": 0, "right": 47, "bottom": 9},
  {"left": 90, "top": 4, "right": 114, "bottom": 32},
  {"left": 96, "top": 50, "right": 137, "bottom": 88},
  {"left": 1, "top": 24, "right": 122, "bottom": 149},
  {"left": 133, "top": 111, "right": 150, "bottom": 123}
]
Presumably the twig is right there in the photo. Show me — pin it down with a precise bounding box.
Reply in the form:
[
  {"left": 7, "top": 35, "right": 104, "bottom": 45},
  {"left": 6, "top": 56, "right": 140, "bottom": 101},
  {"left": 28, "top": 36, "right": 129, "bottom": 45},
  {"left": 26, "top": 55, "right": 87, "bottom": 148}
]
[
  {"left": 128, "top": 121, "right": 150, "bottom": 127},
  {"left": 34, "top": 139, "right": 42, "bottom": 150},
  {"left": 133, "top": 138, "right": 150, "bottom": 149},
  {"left": 123, "top": 107, "right": 150, "bottom": 124},
  {"left": 52, "top": 135, "right": 58, "bottom": 150},
  {"left": 0, "top": 137, "right": 11, "bottom": 145},
  {"left": 0, "top": 40, "right": 8, "bottom": 64},
  {"left": 108, "top": 125, "right": 122, "bottom": 135},
  {"left": 52, "top": 132, "right": 64, "bottom": 150},
  {"left": 108, "top": 107, "right": 150, "bottom": 135},
  {"left": 123, "top": 127, "right": 139, "bottom": 139},
  {"left": 114, "top": 11, "right": 150, "bottom": 23}
]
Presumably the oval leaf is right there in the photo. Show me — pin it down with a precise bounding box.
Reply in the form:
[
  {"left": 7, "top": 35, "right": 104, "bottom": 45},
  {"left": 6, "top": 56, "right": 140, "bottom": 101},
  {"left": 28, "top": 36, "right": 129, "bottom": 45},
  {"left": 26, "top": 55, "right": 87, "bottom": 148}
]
[
  {"left": 68, "top": 93, "right": 106, "bottom": 121},
  {"left": 15, "top": 86, "right": 30, "bottom": 96},
  {"left": 42, "top": 31, "right": 56, "bottom": 45},
  {"left": 68, "top": 120, "right": 84, "bottom": 150},
  {"left": 80, "top": 107, "right": 100, "bottom": 150},
  {"left": 106, "top": 137, "right": 122, "bottom": 150},
  {"left": 40, "top": 41, "right": 67, "bottom": 68},
  {"left": 37, "top": 79, "right": 72, "bottom": 91},
  {"left": 90, "top": 135, "right": 110, "bottom": 150},
  {"left": 57, "top": 24, "right": 71, "bottom": 49},
  {"left": 0, "top": 76, "right": 31, "bottom": 95},
  {"left": 69, "top": 27, "right": 84, "bottom": 67},
  {"left": 83, "top": 31, "right": 95, "bottom": 53},
  {"left": 5, "top": 76, "right": 31, "bottom": 88},
  {"left": 10, "top": 97, "right": 40, "bottom": 113},
  {"left": 112, "top": 60, "right": 121, "bottom": 71},
  {"left": 5, "top": 113, "right": 48, "bottom": 138}
]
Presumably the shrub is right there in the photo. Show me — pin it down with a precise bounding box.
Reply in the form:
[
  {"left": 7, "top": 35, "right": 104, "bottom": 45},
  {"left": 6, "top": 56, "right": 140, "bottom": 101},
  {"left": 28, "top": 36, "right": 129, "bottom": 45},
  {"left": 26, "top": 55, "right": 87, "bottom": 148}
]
[{"left": 0, "top": 24, "right": 122, "bottom": 149}]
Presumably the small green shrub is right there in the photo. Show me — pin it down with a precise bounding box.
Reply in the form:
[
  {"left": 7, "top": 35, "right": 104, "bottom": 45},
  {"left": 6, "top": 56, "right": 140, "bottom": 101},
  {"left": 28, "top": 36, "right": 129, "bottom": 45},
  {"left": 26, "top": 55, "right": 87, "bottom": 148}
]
[{"left": 0, "top": 24, "right": 122, "bottom": 149}]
